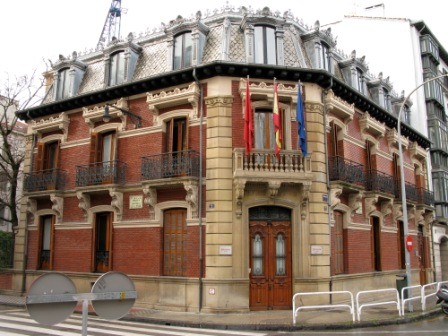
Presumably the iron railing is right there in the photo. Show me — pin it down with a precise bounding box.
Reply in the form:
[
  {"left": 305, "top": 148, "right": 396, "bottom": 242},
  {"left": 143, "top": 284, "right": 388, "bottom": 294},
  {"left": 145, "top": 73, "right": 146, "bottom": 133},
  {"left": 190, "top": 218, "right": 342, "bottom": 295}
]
[
  {"left": 417, "top": 187, "right": 434, "bottom": 206},
  {"left": 141, "top": 150, "right": 200, "bottom": 180},
  {"left": 23, "top": 169, "right": 67, "bottom": 192},
  {"left": 76, "top": 160, "right": 126, "bottom": 187},
  {"left": 328, "top": 156, "right": 365, "bottom": 186},
  {"left": 365, "top": 170, "right": 395, "bottom": 195}
]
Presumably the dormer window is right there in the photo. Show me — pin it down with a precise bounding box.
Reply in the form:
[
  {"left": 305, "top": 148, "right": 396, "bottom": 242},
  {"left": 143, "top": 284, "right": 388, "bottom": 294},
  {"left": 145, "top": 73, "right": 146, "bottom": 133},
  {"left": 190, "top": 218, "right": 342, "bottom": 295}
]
[
  {"left": 382, "top": 87, "right": 390, "bottom": 111},
  {"left": 109, "top": 51, "right": 126, "bottom": 86},
  {"left": 57, "top": 68, "right": 71, "bottom": 100},
  {"left": 254, "top": 26, "right": 276, "bottom": 65},
  {"left": 320, "top": 42, "right": 330, "bottom": 71},
  {"left": 173, "top": 32, "right": 193, "bottom": 70},
  {"left": 356, "top": 68, "right": 365, "bottom": 94},
  {"left": 103, "top": 34, "right": 142, "bottom": 88}
]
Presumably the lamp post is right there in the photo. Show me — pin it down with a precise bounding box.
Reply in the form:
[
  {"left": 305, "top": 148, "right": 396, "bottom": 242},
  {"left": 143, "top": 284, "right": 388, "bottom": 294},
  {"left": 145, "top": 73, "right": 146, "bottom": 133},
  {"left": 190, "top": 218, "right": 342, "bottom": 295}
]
[{"left": 398, "top": 73, "right": 448, "bottom": 309}]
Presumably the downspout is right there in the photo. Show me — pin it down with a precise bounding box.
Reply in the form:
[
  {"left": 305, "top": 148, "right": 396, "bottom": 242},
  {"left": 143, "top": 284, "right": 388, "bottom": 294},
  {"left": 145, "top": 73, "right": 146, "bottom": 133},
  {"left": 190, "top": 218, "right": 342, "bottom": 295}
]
[
  {"left": 192, "top": 67, "right": 204, "bottom": 312},
  {"left": 322, "top": 77, "right": 333, "bottom": 301}
]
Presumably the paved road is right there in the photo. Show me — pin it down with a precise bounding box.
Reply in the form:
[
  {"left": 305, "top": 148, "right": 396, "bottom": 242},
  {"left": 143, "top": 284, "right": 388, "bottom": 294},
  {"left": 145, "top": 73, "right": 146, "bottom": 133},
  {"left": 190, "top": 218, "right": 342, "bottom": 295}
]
[
  {"left": 279, "top": 315, "right": 448, "bottom": 335},
  {"left": 0, "top": 306, "right": 266, "bottom": 336}
]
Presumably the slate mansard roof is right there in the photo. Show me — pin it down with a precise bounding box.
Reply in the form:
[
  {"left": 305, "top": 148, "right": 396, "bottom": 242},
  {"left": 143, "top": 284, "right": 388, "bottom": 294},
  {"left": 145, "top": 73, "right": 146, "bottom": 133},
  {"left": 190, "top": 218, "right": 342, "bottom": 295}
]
[{"left": 17, "top": 4, "right": 430, "bottom": 148}]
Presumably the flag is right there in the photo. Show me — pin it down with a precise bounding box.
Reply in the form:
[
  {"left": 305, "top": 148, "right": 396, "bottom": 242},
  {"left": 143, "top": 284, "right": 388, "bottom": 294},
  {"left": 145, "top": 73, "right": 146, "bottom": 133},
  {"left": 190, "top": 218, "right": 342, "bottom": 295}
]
[
  {"left": 297, "top": 81, "right": 307, "bottom": 157},
  {"left": 244, "top": 77, "right": 253, "bottom": 153},
  {"left": 273, "top": 81, "right": 282, "bottom": 159}
]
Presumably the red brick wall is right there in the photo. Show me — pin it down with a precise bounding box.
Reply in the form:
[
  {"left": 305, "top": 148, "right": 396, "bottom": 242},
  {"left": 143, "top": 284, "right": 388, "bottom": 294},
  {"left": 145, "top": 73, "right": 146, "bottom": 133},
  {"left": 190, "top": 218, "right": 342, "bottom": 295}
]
[
  {"left": 345, "top": 229, "right": 372, "bottom": 273},
  {"left": 0, "top": 273, "right": 12, "bottom": 290},
  {"left": 111, "top": 227, "right": 162, "bottom": 275},
  {"left": 53, "top": 229, "right": 92, "bottom": 272}
]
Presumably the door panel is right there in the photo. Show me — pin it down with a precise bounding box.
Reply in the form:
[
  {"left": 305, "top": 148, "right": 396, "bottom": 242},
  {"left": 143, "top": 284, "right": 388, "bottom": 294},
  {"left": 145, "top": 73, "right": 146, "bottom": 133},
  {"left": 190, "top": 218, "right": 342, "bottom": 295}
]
[{"left": 249, "top": 214, "right": 292, "bottom": 310}]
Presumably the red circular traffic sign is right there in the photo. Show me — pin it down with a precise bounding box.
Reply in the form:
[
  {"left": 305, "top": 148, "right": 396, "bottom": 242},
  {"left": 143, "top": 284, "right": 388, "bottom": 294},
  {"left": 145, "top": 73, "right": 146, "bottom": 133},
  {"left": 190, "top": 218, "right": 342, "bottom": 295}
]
[{"left": 406, "top": 235, "right": 413, "bottom": 252}]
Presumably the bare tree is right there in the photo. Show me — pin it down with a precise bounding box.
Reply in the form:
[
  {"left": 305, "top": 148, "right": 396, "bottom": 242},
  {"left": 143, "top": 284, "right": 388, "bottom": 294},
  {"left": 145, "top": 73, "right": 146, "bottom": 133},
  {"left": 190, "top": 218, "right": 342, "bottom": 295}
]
[{"left": 0, "top": 70, "right": 44, "bottom": 232}]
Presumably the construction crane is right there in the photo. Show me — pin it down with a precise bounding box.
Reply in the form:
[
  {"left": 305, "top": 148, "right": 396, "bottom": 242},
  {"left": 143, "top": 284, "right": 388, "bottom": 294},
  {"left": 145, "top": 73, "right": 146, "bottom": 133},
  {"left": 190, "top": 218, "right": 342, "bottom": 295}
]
[{"left": 97, "top": 0, "right": 123, "bottom": 49}]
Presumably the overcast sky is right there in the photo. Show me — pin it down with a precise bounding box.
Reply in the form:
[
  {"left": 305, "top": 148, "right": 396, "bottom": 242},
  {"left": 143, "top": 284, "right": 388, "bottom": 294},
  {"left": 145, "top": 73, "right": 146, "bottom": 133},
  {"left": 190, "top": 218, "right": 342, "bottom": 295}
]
[{"left": 1, "top": 0, "right": 447, "bottom": 79}]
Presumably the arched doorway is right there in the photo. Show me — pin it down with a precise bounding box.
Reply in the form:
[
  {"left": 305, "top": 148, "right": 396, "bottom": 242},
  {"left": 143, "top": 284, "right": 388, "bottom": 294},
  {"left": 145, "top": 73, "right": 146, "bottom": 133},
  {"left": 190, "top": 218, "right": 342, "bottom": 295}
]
[{"left": 249, "top": 206, "right": 292, "bottom": 310}]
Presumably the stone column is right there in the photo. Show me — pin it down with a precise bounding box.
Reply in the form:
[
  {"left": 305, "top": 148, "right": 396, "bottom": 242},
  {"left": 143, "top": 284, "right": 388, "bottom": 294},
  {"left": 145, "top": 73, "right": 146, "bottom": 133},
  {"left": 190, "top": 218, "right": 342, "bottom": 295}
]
[{"left": 204, "top": 96, "right": 234, "bottom": 280}]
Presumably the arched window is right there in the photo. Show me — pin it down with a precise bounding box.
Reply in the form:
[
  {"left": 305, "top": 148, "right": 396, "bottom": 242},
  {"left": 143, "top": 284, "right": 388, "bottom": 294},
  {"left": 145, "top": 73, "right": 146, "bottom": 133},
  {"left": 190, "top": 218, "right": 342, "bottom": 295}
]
[
  {"left": 254, "top": 26, "right": 277, "bottom": 65},
  {"left": 173, "top": 32, "right": 193, "bottom": 70}
]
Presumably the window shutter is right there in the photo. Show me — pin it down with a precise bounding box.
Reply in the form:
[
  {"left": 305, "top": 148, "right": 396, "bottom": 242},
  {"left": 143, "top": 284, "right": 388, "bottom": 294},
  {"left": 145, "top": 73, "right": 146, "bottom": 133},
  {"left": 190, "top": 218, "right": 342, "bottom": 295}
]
[
  {"left": 49, "top": 215, "right": 55, "bottom": 270},
  {"left": 89, "top": 133, "right": 98, "bottom": 163},
  {"left": 54, "top": 140, "right": 61, "bottom": 169},
  {"left": 36, "top": 142, "right": 45, "bottom": 171}
]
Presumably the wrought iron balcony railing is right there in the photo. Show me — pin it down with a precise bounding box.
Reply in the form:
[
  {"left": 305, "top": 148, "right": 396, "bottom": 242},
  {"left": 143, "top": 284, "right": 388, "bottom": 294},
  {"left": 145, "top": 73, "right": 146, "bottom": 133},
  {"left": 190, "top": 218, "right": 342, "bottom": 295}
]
[
  {"left": 417, "top": 187, "right": 434, "bottom": 206},
  {"left": 23, "top": 169, "right": 67, "bottom": 192},
  {"left": 141, "top": 150, "right": 200, "bottom": 180},
  {"left": 365, "top": 170, "right": 395, "bottom": 195},
  {"left": 328, "top": 156, "right": 365, "bottom": 186},
  {"left": 76, "top": 160, "right": 126, "bottom": 187}
]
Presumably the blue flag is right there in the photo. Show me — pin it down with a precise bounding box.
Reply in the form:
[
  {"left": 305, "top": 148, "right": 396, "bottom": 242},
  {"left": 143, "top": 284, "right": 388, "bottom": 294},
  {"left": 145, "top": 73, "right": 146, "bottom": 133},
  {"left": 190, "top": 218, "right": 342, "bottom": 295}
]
[{"left": 297, "top": 81, "right": 307, "bottom": 156}]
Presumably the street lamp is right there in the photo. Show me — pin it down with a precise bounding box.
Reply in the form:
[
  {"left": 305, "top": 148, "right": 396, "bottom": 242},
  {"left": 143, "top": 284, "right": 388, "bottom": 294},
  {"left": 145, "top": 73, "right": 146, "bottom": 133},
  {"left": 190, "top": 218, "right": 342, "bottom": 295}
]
[
  {"left": 398, "top": 73, "right": 448, "bottom": 310},
  {"left": 103, "top": 103, "right": 142, "bottom": 128}
]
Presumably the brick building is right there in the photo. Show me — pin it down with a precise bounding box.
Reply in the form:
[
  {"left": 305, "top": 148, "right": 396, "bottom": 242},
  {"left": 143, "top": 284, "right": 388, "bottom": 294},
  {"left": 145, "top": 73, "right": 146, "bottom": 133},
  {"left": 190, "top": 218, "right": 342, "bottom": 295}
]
[{"left": 7, "top": 5, "right": 434, "bottom": 312}]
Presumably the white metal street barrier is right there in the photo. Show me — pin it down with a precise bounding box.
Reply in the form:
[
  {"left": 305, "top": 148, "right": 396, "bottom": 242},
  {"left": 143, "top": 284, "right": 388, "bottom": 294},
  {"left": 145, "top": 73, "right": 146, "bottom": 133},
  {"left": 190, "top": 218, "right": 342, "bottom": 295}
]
[
  {"left": 292, "top": 290, "right": 355, "bottom": 324},
  {"left": 421, "top": 282, "right": 438, "bottom": 311},
  {"left": 356, "top": 288, "right": 401, "bottom": 322},
  {"left": 401, "top": 285, "right": 422, "bottom": 315}
]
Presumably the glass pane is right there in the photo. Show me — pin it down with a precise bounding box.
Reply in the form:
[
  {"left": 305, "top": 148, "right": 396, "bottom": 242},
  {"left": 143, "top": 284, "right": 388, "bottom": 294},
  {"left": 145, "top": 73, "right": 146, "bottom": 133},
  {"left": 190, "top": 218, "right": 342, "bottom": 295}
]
[
  {"left": 254, "top": 26, "right": 264, "bottom": 64},
  {"left": 254, "top": 112, "right": 266, "bottom": 149},
  {"left": 173, "top": 35, "right": 182, "bottom": 70},
  {"left": 183, "top": 33, "right": 193, "bottom": 67},
  {"left": 102, "top": 133, "right": 112, "bottom": 162},
  {"left": 42, "top": 217, "right": 52, "bottom": 250},
  {"left": 276, "top": 233, "right": 285, "bottom": 275},
  {"left": 252, "top": 234, "right": 263, "bottom": 275},
  {"left": 265, "top": 27, "right": 276, "bottom": 64}
]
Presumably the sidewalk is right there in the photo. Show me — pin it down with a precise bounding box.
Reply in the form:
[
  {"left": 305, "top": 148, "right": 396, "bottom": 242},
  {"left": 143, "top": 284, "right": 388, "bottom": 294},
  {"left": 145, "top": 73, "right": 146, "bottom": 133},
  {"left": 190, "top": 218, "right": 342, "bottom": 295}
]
[{"left": 0, "top": 293, "right": 442, "bottom": 331}]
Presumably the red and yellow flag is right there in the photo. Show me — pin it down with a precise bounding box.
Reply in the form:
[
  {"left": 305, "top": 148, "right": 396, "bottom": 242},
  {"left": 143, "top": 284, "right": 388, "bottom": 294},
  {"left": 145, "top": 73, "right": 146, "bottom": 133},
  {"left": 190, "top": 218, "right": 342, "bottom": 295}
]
[{"left": 273, "top": 81, "right": 282, "bottom": 159}]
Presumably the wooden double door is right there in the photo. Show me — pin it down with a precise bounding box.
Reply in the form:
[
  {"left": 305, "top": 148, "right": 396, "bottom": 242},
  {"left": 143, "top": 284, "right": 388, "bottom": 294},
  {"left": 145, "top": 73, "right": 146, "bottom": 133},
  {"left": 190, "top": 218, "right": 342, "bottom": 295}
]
[{"left": 249, "top": 206, "right": 292, "bottom": 310}]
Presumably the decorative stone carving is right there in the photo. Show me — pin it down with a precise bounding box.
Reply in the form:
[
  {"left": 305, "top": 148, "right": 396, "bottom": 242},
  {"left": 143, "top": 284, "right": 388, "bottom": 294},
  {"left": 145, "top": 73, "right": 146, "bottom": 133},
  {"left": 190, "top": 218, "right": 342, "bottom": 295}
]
[
  {"left": 143, "top": 185, "right": 157, "bottom": 220},
  {"left": 26, "top": 198, "right": 37, "bottom": 215},
  {"left": 386, "top": 129, "right": 409, "bottom": 152},
  {"left": 407, "top": 204, "right": 415, "bottom": 221},
  {"left": 50, "top": 194, "right": 63, "bottom": 223},
  {"left": 30, "top": 113, "right": 70, "bottom": 143},
  {"left": 268, "top": 181, "right": 281, "bottom": 198},
  {"left": 349, "top": 192, "right": 362, "bottom": 216},
  {"left": 364, "top": 196, "right": 378, "bottom": 218},
  {"left": 360, "top": 113, "right": 386, "bottom": 140},
  {"left": 147, "top": 82, "right": 201, "bottom": 125},
  {"left": 393, "top": 203, "right": 403, "bottom": 222},
  {"left": 76, "top": 191, "right": 90, "bottom": 219},
  {"left": 82, "top": 98, "right": 128, "bottom": 129},
  {"left": 325, "top": 90, "right": 355, "bottom": 123},
  {"left": 330, "top": 187, "right": 342, "bottom": 208},
  {"left": 381, "top": 199, "right": 392, "bottom": 217},
  {"left": 109, "top": 189, "right": 123, "bottom": 222},
  {"left": 184, "top": 180, "right": 198, "bottom": 218},
  {"left": 234, "top": 179, "right": 246, "bottom": 218}
]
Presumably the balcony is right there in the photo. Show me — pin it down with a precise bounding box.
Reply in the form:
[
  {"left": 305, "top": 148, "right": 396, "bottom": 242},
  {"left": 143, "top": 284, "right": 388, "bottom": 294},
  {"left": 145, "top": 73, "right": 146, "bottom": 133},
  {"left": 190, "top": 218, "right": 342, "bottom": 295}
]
[
  {"left": 141, "top": 150, "right": 200, "bottom": 180},
  {"left": 365, "top": 170, "right": 395, "bottom": 195},
  {"left": 417, "top": 187, "right": 434, "bottom": 206},
  {"left": 328, "top": 156, "right": 365, "bottom": 187},
  {"left": 233, "top": 148, "right": 312, "bottom": 187},
  {"left": 24, "top": 169, "right": 67, "bottom": 192},
  {"left": 76, "top": 161, "right": 126, "bottom": 187}
]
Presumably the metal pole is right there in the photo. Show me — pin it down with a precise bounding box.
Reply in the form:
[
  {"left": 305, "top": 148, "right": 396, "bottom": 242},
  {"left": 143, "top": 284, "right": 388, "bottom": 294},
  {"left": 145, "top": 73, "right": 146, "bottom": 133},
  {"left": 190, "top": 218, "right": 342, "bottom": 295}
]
[
  {"left": 397, "top": 73, "right": 448, "bottom": 312},
  {"left": 82, "top": 299, "right": 88, "bottom": 336}
]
